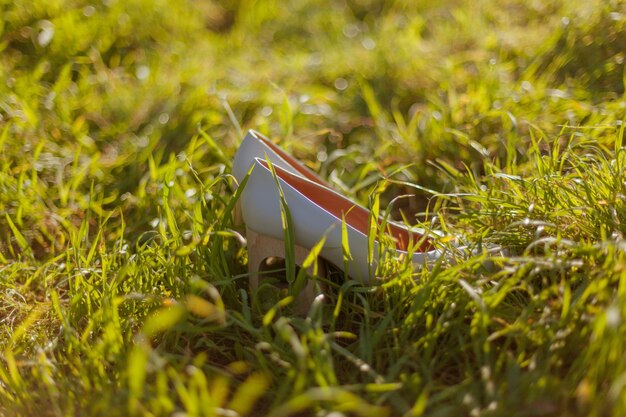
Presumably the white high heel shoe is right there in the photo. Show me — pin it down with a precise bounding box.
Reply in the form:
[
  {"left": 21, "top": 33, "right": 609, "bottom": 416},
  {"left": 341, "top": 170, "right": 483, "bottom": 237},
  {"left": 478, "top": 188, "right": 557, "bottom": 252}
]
[
  {"left": 232, "top": 131, "right": 503, "bottom": 303},
  {"left": 240, "top": 157, "right": 444, "bottom": 285},
  {"left": 232, "top": 130, "right": 334, "bottom": 308}
]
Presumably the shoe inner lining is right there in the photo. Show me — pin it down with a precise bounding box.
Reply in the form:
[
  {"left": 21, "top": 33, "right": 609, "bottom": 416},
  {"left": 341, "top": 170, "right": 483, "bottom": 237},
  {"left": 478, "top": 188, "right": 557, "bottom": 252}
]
[{"left": 258, "top": 160, "right": 434, "bottom": 252}]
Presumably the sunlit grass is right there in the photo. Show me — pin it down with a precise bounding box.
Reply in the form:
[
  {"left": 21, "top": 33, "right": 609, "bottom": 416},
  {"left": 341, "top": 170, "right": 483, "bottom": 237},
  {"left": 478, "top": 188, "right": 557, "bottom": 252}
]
[{"left": 2, "top": 0, "right": 626, "bottom": 415}]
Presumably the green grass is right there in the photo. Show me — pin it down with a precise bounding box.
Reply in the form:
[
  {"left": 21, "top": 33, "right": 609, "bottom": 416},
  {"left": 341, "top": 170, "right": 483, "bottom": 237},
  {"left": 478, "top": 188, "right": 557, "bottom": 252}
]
[{"left": 2, "top": 0, "right": 626, "bottom": 415}]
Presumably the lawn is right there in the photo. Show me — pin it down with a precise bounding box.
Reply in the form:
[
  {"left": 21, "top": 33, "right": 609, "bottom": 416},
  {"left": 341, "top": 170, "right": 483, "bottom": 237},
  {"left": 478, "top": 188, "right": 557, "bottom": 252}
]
[{"left": 1, "top": 0, "right": 626, "bottom": 415}]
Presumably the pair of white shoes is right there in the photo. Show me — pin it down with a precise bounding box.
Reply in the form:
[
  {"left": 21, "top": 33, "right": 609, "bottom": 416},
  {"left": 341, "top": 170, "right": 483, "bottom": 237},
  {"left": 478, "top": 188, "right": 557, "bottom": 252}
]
[{"left": 232, "top": 130, "right": 451, "bottom": 291}]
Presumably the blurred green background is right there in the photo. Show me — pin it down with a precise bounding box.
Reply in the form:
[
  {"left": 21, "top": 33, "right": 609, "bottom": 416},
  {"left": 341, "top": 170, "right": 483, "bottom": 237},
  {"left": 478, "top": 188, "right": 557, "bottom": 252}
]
[{"left": 3, "top": 0, "right": 626, "bottom": 248}]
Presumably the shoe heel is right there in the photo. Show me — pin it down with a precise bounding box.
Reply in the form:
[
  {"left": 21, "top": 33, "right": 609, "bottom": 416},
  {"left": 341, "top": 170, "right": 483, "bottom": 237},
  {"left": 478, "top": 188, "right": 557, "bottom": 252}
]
[
  {"left": 234, "top": 201, "right": 244, "bottom": 226},
  {"left": 246, "top": 227, "right": 326, "bottom": 314}
]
